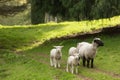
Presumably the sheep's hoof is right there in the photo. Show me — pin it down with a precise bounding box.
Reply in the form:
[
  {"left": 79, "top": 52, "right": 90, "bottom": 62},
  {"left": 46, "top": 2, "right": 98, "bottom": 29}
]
[
  {"left": 75, "top": 72, "right": 78, "bottom": 74},
  {"left": 58, "top": 65, "right": 60, "bottom": 68},
  {"left": 87, "top": 66, "right": 90, "bottom": 68},
  {"left": 71, "top": 71, "right": 74, "bottom": 74},
  {"left": 50, "top": 64, "right": 54, "bottom": 67},
  {"left": 83, "top": 64, "right": 86, "bottom": 67},
  {"left": 76, "top": 73, "right": 78, "bottom": 74},
  {"left": 54, "top": 65, "right": 57, "bottom": 68},
  {"left": 91, "top": 66, "right": 94, "bottom": 68}
]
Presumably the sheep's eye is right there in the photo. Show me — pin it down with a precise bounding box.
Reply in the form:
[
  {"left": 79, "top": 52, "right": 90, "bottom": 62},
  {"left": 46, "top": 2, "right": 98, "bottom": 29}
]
[
  {"left": 94, "top": 40, "right": 104, "bottom": 46},
  {"left": 94, "top": 40, "right": 100, "bottom": 43}
]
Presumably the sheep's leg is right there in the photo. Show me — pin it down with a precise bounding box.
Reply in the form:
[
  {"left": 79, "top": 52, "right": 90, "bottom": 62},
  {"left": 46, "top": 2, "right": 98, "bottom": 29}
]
[
  {"left": 57, "top": 60, "right": 60, "bottom": 68},
  {"left": 50, "top": 57, "right": 54, "bottom": 66},
  {"left": 66, "top": 64, "right": 69, "bottom": 72},
  {"left": 75, "top": 66, "right": 78, "bottom": 74},
  {"left": 91, "top": 58, "right": 94, "bottom": 68},
  {"left": 71, "top": 65, "right": 74, "bottom": 74},
  {"left": 83, "top": 57, "right": 86, "bottom": 67},
  {"left": 87, "top": 59, "right": 90, "bottom": 68},
  {"left": 54, "top": 58, "right": 57, "bottom": 68}
]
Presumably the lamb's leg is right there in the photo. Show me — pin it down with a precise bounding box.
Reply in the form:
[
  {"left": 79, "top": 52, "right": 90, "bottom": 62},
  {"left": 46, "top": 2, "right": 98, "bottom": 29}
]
[
  {"left": 50, "top": 57, "right": 54, "bottom": 66},
  {"left": 87, "top": 59, "right": 90, "bottom": 68},
  {"left": 54, "top": 58, "right": 57, "bottom": 68},
  {"left": 57, "top": 60, "right": 60, "bottom": 68},
  {"left": 83, "top": 57, "right": 86, "bottom": 67},
  {"left": 66, "top": 64, "right": 69, "bottom": 72},
  {"left": 91, "top": 58, "right": 94, "bottom": 68},
  {"left": 71, "top": 65, "right": 74, "bottom": 74}
]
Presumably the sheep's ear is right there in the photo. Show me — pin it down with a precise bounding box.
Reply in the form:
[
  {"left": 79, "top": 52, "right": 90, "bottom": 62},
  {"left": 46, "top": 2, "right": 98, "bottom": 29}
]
[
  {"left": 60, "top": 46, "right": 64, "bottom": 48},
  {"left": 94, "top": 37, "right": 101, "bottom": 40},
  {"left": 53, "top": 46, "right": 64, "bottom": 49}
]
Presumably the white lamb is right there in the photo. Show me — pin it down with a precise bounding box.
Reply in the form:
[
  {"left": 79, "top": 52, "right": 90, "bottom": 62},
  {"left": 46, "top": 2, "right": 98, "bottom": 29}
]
[
  {"left": 77, "top": 38, "right": 104, "bottom": 68},
  {"left": 66, "top": 54, "right": 80, "bottom": 74},
  {"left": 50, "top": 46, "right": 64, "bottom": 68},
  {"left": 69, "top": 47, "right": 78, "bottom": 56}
]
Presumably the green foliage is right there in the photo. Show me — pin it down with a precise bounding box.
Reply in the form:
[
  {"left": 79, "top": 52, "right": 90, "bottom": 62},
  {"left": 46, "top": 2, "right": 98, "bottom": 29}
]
[
  {"left": 31, "top": 0, "right": 120, "bottom": 24},
  {"left": 91, "top": 0, "right": 120, "bottom": 19},
  {"left": 31, "top": 0, "right": 44, "bottom": 24},
  {"left": 31, "top": 0, "right": 66, "bottom": 24}
]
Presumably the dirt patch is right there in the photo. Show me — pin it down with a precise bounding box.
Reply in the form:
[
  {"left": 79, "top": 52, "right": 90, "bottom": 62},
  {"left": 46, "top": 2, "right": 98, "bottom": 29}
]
[
  {"left": 47, "top": 24, "right": 120, "bottom": 41},
  {"left": 94, "top": 68, "right": 120, "bottom": 78},
  {"left": 36, "top": 53, "right": 49, "bottom": 58},
  {"left": 76, "top": 74, "right": 93, "bottom": 80}
]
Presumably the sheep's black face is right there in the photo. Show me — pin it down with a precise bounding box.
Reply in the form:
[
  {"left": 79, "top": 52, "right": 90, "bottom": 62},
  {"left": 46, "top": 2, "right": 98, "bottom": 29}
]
[{"left": 94, "top": 38, "right": 104, "bottom": 47}]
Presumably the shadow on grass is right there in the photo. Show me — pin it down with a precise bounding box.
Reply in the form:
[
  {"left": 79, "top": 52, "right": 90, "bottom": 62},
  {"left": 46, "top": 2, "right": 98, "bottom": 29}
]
[{"left": 0, "top": 23, "right": 68, "bottom": 50}]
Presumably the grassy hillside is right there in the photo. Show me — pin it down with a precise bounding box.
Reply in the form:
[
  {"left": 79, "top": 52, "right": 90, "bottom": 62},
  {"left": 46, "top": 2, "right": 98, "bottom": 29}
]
[
  {"left": 0, "top": 15, "right": 120, "bottom": 80},
  {"left": 0, "top": 15, "right": 120, "bottom": 52}
]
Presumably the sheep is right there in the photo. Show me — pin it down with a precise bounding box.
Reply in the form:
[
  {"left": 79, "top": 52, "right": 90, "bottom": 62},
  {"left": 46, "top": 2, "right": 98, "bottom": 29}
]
[
  {"left": 68, "top": 47, "right": 80, "bottom": 61},
  {"left": 77, "top": 38, "right": 104, "bottom": 68},
  {"left": 66, "top": 54, "right": 80, "bottom": 74},
  {"left": 69, "top": 47, "right": 78, "bottom": 56},
  {"left": 50, "top": 46, "right": 64, "bottom": 68}
]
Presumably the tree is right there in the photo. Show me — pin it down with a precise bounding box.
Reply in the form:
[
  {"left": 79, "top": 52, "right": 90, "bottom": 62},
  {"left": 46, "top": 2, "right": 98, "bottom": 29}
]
[
  {"left": 31, "top": 0, "right": 67, "bottom": 24},
  {"left": 31, "top": 0, "right": 120, "bottom": 24},
  {"left": 91, "top": 0, "right": 120, "bottom": 19}
]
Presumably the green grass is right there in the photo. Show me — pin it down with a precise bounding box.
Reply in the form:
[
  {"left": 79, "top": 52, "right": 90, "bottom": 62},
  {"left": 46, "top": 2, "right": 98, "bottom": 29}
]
[
  {"left": 0, "top": 15, "right": 120, "bottom": 80},
  {"left": 0, "top": 52, "right": 76, "bottom": 80},
  {"left": 0, "top": 34, "right": 120, "bottom": 80},
  {"left": 23, "top": 34, "right": 120, "bottom": 80},
  {"left": 0, "top": 15, "right": 120, "bottom": 51}
]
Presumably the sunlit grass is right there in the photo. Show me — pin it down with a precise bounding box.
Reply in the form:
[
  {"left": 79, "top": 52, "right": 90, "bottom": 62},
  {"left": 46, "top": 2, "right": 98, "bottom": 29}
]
[{"left": 0, "top": 15, "right": 120, "bottom": 52}]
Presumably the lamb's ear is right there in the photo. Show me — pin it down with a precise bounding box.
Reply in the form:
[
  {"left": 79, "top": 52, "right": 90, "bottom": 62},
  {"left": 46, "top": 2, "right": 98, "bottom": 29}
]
[
  {"left": 53, "top": 46, "right": 57, "bottom": 48},
  {"left": 94, "top": 37, "right": 97, "bottom": 39}
]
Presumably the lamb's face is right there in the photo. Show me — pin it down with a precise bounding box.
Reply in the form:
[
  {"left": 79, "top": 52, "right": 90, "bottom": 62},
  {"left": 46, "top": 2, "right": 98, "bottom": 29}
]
[
  {"left": 74, "top": 54, "right": 80, "bottom": 66},
  {"left": 94, "top": 38, "right": 104, "bottom": 47},
  {"left": 54, "top": 46, "right": 64, "bottom": 52}
]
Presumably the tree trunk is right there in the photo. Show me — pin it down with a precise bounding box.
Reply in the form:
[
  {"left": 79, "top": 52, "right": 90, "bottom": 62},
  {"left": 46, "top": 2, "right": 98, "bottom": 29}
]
[{"left": 44, "top": 12, "right": 58, "bottom": 23}]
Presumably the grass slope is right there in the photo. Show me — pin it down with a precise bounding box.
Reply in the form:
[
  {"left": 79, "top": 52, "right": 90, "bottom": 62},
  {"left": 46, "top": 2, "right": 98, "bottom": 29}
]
[{"left": 0, "top": 15, "right": 120, "bottom": 51}]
